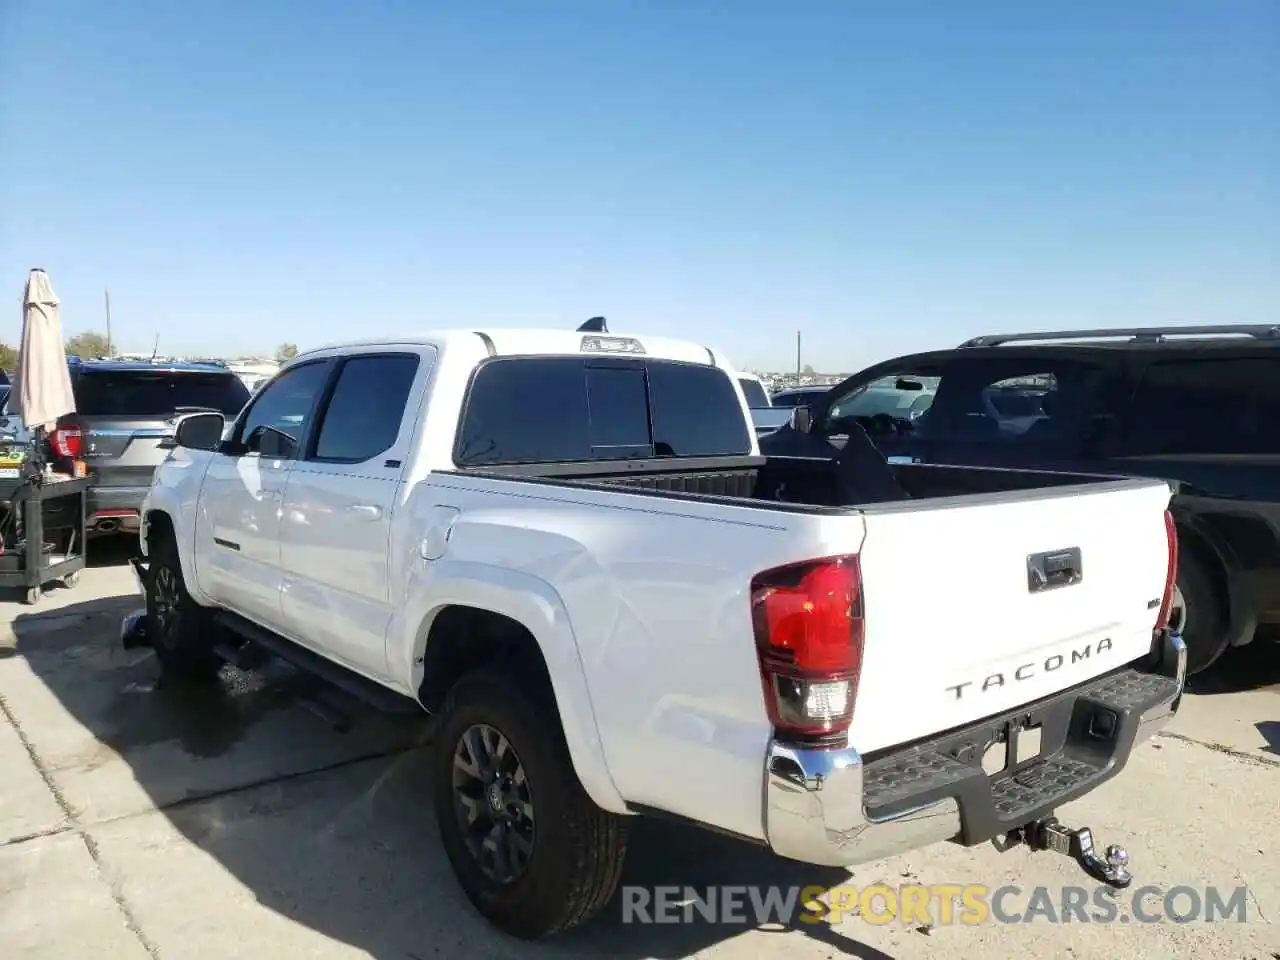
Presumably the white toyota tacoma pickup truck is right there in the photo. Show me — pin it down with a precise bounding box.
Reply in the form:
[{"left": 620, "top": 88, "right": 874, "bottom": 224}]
[{"left": 125, "top": 325, "right": 1186, "bottom": 939}]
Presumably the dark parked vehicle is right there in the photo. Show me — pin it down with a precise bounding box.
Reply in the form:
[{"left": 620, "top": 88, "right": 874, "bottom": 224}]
[
  {"left": 50, "top": 360, "right": 252, "bottom": 536},
  {"left": 803, "top": 324, "right": 1280, "bottom": 674}
]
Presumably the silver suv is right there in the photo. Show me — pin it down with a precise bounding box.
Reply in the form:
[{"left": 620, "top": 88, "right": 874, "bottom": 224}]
[{"left": 53, "top": 360, "right": 251, "bottom": 537}]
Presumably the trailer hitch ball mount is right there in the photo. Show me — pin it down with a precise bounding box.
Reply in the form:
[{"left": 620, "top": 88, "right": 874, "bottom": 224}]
[{"left": 1011, "top": 816, "right": 1133, "bottom": 889}]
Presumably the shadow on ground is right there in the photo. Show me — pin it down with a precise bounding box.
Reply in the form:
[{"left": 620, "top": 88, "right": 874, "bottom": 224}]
[
  {"left": 1257, "top": 721, "right": 1280, "bottom": 758},
  {"left": 1184, "top": 637, "right": 1280, "bottom": 696},
  {"left": 84, "top": 534, "right": 140, "bottom": 568},
  {"left": 8, "top": 595, "right": 887, "bottom": 959},
  {"left": 0, "top": 533, "right": 137, "bottom": 605}
]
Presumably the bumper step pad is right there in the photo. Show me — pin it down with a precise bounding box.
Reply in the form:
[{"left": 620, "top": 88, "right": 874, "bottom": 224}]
[{"left": 861, "top": 665, "right": 1180, "bottom": 844}]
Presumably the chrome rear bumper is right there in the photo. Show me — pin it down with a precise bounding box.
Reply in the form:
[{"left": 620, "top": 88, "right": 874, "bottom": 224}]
[{"left": 763, "top": 629, "right": 1186, "bottom": 868}]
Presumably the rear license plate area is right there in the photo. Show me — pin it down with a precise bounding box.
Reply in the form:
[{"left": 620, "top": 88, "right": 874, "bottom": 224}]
[{"left": 973, "top": 722, "right": 1046, "bottom": 778}]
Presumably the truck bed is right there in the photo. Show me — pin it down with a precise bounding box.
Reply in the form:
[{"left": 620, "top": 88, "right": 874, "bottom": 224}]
[
  {"left": 460, "top": 453, "right": 1122, "bottom": 509},
  {"left": 445, "top": 447, "right": 1174, "bottom": 755}
]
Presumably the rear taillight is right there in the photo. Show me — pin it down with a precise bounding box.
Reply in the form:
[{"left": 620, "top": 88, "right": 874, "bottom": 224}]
[
  {"left": 1155, "top": 510, "right": 1179, "bottom": 631},
  {"left": 751, "top": 555, "right": 864, "bottom": 741},
  {"left": 51, "top": 426, "right": 82, "bottom": 459}
]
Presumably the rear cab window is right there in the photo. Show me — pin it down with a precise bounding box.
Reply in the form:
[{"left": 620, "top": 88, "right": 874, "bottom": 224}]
[
  {"left": 455, "top": 356, "right": 752, "bottom": 466},
  {"left": 73, "top": 367, "right": 251, "bottom": 417}
]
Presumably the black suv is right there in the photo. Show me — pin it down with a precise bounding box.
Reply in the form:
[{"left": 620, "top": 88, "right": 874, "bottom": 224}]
[{"left": 808, "top": 324, "right": 1280, "bottom": 675}]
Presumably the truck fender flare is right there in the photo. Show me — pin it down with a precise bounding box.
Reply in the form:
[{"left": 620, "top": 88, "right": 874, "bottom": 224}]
[
  {"left": 140, "top": 450, "right": 218, "bottom": 607},
  {"left": 402, "top": 561, "right": 629, "bottom": 815},
  {"left": 141, "top": 496, "right": 210, "bottom": 606}
]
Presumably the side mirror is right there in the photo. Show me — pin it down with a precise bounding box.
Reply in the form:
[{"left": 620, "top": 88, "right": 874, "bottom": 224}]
[
  {"left": 895, "top": 378, "right": 924, "bottom": 392},
  {"left": 790, "top": 405, "right": 813, "bottom": 433},
  {"left": 168, "top": 412, "right": 225, "bottom": 451}
]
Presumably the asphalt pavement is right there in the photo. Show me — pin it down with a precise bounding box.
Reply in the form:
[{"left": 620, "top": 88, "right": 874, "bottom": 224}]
[{"left": 1, "top": 542, "right": 1276, "bottom": 959}]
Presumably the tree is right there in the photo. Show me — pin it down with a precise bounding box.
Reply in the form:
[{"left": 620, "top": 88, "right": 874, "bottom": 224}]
[
  {"left": 802, "top": 364, "right": 815, "bottom": 375},
  {"left": 275, "top": 343, "right": 298, "bottom": 362},
  {"left": 66, "top": 331, "right": 111, "bottom": 358},
  {"left": 0, "top": 343, "right": 17, "bottom": 371}
]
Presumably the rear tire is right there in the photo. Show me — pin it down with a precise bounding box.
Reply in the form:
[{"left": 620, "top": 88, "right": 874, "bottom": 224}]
[
  {"left": 432, "top": 670, "right": 628, "bottom": 939},
  {"left": 1173, "top": 548, "right": 1230, "bottom": 675},
  {"left": 145, "top": 533, "right": 222, "bottom": 682}
]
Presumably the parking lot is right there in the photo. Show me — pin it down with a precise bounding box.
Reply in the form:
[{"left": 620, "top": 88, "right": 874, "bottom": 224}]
[{"left": 1, "top": 545, "right": 1276, "bottom": 960}]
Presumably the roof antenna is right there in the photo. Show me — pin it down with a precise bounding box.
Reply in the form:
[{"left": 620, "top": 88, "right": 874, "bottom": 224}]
[{"left": 577, "top": 316, "right": 608, "bottom": 333}]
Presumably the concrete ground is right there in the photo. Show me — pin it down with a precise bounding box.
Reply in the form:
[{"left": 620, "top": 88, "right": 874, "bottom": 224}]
[{"left": 0, "top": 543, "right": 1276, "bottom": 960}]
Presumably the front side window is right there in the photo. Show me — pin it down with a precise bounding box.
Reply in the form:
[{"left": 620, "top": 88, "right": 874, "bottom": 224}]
[
  {"left": 829, "top": 375, "right": 940, "bottom": 423},
  {"left": 313, "top": 354, "right": 421, "bottom": 462},
  {"left": 237, "top": 361, "right": 330, "bottom": 458}
]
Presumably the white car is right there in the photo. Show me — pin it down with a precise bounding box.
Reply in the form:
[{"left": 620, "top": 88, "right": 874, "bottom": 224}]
[{"left": 129, "top": 326, "right": 1184, "bottom": 939}]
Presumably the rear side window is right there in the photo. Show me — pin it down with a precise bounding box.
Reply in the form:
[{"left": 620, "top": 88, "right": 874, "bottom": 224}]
[
  {"left": 908, "top": 359, "right": 1117, "bottom": 446},
  {"left": 312, "top": 354, "right": 421, "bottom": 462},
  {"left": 73, "top": 370, "right": 250, "bottom": 417},
  {"left": 1127, "top": 357, "right": 1280, "bottom": 455},
  {"left": 455, "top": 357, "right": 751, "bottom": 466}
]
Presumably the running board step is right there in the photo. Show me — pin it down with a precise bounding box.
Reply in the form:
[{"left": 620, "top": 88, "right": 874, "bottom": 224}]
[
  {"left": 212, "top": 611, "right": 422, "bottom": 715},
  {"left": 212, "top": 639, "right": 270, "bottom": 671}
]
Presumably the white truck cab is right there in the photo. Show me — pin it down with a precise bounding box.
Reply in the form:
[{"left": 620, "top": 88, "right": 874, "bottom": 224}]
[{"left": 128, "top": 325, "right": 1185, "bottom": 939}]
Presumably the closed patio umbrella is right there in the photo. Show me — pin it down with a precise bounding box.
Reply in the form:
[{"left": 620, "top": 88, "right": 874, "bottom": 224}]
[{"left": 14, "top": 268, "right": 76, "bottom": 433}]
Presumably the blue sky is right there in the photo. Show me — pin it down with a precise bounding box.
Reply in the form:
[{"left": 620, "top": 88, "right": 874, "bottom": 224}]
[{"left": 1, "top": 1, "right": 1275, "bottom": 371}]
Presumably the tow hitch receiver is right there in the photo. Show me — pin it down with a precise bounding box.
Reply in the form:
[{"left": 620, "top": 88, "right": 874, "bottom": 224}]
[{"left": 1014, "top": 817, "right": 1133, "bottom": 889}]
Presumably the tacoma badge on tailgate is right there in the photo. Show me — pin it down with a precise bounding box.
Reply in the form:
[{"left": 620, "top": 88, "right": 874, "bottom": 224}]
[{"left": 945, "top": 637, "right": 1114, "bottom": 701}]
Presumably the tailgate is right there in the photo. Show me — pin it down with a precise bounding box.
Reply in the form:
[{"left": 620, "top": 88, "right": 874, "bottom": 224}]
[
  {"left": 81, "top": 418, "right": 170, "bottom": 488},
  {"left": 850, "top": 478, "right": 1172, "bottom": 754}
]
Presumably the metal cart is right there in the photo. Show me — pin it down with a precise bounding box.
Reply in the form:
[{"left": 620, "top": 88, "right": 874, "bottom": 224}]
[{"left": 0, "top": 474, "right": 89, "bottom": 604}]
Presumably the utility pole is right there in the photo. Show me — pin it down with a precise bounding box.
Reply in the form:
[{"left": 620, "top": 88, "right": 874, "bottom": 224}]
[
  {"left": 104, "top": 289, "right": 113, "bottom": 356},
  {"left": 795, "top": 330, "right": 801, "bottom": 377}
]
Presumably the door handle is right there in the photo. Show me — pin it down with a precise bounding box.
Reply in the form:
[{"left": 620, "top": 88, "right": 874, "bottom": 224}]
[{"left": 347, "top": 504, "right": 383, "bottom": 520}]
